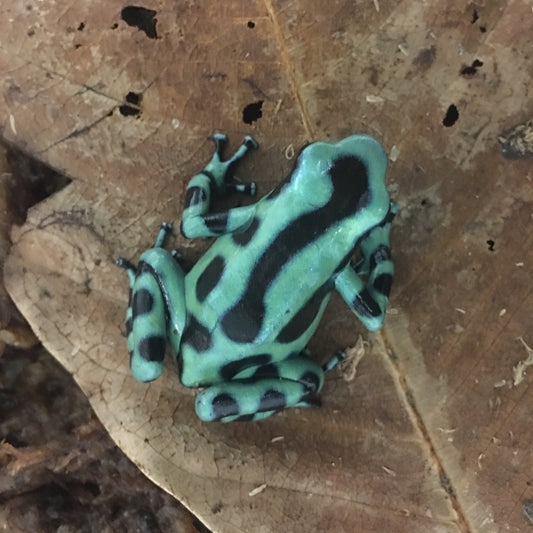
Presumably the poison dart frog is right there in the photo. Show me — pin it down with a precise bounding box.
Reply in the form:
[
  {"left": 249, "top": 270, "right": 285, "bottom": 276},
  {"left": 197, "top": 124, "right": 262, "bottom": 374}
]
[{"left": 117, "top": 134, "right": 397, "bottom": 422}]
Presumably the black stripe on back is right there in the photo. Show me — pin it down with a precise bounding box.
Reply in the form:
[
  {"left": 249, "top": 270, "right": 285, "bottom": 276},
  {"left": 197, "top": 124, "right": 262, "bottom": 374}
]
[
  {"left": 196, "top": 255, "right": 225, "bottom": 302},
  {"left": 221, "top": 155, "right": 370, "bottom": 342}
]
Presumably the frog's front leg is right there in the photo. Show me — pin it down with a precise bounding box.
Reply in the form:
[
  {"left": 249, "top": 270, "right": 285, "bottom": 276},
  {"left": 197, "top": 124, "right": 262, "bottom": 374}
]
[
  {"left": 335, "top": 205, "right": 397, "bottom": 331},
  {"left": 195, "top": 357, "right": 330, "bottom": 422},
  {"left": 181, "top": 134, "right": 259, "bottom": 238},
  {"left": 117, "top": 223, "right": 186, "bottom": 382}
]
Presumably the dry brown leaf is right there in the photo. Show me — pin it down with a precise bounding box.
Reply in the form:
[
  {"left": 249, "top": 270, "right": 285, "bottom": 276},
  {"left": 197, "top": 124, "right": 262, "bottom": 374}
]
[{"left": 2, "top": 1, "right": 533, "bottom": 532}]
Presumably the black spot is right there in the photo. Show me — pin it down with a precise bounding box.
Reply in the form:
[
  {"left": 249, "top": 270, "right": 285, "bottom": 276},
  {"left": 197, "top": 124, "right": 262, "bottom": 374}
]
[
  {"left": 212, "top": 393, "right": 239, "bottom": 420},
  {"left": 222, "top": 154, "right": 369, "bottom": 343},
  {"left": 232, "top": 217, "right": 260, "bottom": 246},
  {"left": 471, "top": 8, "right": 479, "bottom": 24},
  {"left": 77, "top": 22, "right": 85, "bottom": 31},
  {"left": 220, "top": 354, "right": 272, "bottom": 381},
  {"left": 132, "top": 288, "right": 154, "bottom": 316},
  {"left": 299, "top": 371, "right": 321, "bottom": 392},
  {"left": 138, "top": 335, "right": 165, "bottom": 362},
  {"left": 277, "top": 283, "right": 331, "bottom": 343},
  {"left": 121, "top": 6, "right": 158, "bottom": 39},
  {"left": 220, "top": 299, "right": 264, "bottom": 343},
  {"left": 352, "top": 288, "right": 382, "bottom": 318},
  {"left": 181, "top": 315, "right": 212, "bottom": 352},
  {"left": 258, "top": 389, "right": 286, "bottom": 412},
  {"left": 242, "top": 101, "right": 263, "bottom": 124},
  {"left": 443, "top": 104, "right": 459, "bottom": 127},
  {"left": 204, "top": 212, "right": 229, "bottom": 233},
  {"left": 487, "top": 239, "right": 495, "bottom": 252},
  {"left": 196, "top": 255, "right": 225, "bottom": 302},
  {"left": 460, "top": 59, "right": 483, "bottom": 77},
  {"left": 184, "top": 186, "right": 207, "bottom": 208},
  {"left": 125, "top": 317, "right": 133, "bottom": 335},
  {"left": 252, "top": 363, "right": 280, "bottom": 380},
  {"left": 369, "top": 245, "right": 391, "bottom": 272},
  {"left": 479, "top": 25, "right": 486, "bottom": 33},
  {"left": 247, "top": 20, "right": 255, "bottom": 29},
  {"left": 373, "top": 273, "right": 392, "bottom": 297}
]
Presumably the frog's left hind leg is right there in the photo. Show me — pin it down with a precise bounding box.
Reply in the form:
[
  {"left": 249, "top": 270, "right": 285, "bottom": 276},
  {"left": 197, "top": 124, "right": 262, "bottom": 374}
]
[
  {"left": 181, "top": 135, "right": 258, "bottom": 238},
  {"left": 195, "top": 357, "right": 327, "bottom": 422},
  {"left": 117, "top": 223, "right": 186, "bottom": 382}
]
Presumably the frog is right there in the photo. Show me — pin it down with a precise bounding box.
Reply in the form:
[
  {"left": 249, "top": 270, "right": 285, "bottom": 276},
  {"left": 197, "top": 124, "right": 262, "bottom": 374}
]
[{"left": 117, "top": 133, "right": 397, "bottom": 422}]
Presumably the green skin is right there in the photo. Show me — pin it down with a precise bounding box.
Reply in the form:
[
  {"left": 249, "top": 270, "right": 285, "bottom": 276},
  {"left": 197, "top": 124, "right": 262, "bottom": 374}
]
[{"left": 118, "top": 134, "right": 396, "bottom": 422}]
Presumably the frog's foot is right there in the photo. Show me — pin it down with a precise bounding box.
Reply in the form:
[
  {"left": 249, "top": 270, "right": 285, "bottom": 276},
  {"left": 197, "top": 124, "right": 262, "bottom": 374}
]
[
  {"left": 204, "top": 134, "right": 258, "bottom": 195},
  {"left": 322, "top": 350, "right": 347, "bottom": 373},
  {"left": 153, "top": 222, "right": 173, "bottom": 248},
  {"left": 195, "top": 357, "right": 325, "bottom": 422}
]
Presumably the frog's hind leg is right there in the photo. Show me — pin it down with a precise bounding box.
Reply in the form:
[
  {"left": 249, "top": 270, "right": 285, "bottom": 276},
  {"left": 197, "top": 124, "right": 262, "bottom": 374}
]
[
  {"left": 195, "top": 358, "right": 326, "bottom": 422},
  {"left": 181, "top": 135, "right": 259, "bottom": 238},
  {"left": 117, "top": 223, "right": 186, "bottom": 382}
]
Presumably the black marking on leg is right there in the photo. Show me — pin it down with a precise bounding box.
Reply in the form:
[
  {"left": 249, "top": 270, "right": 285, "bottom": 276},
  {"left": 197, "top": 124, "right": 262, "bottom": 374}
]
[
  {"left": 373, "top": 273, "right": 393, "bottom": 297},
  {"left": 204, "top": 212, "right": 229, "bottom": 233},
  {"left": 299, "top": 371, "right": 321, "bottom": 393},
  {"left": 259, "top": 389, "right": 286, "bottom": 413},
  {"left": 196, "top": 255, "right": 225, "bottom": 303},
  {"left": 232, "top": 217, "right": 260, "bottom": 246},
  {"left": 299, "top": 393, "right": 321, "bottom": 409},
  {"left": 184, "top": 186, "right": 207, "bottom": 208},
  {"left": 352, "top": 288, "right": 381, "bottom": 318},
  {"left": 222, "top": 154, "right": 369, "bottom": 343},
  {"left": 277, "top": 283, "right": 331, "bottom": 344},
  {"left": 181, "top": 315, "right": 212, "bottom": 352},
  {"left": 132, "top": 288, "right": 155, "bottom": 316},
  {"left": 252, "top": 363, "right": 280, "bottom": 380},
  {"left": 125, "top": 317, "right": 133, "bottom": 336},
  {"left": 369, "top": 245, "right": 391, "bottom": 272},
  {"left": 235, "top": 413, "right": 255, "bottom": 422},
  {"left": 220, "top": 353, "right": 272, "bottom": 381},
  {"left": 212, "top": 393, "right": 239, "bottom": 420},
  {"left": 138, "top": 335, "right": 166, "bottom": 362},
  {"left": 116, "top": 258, "right": 136, "bottom": 272}
]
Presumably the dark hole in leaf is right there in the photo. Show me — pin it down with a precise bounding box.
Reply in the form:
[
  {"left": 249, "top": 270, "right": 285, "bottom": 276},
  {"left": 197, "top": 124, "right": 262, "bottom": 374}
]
[
  {"left": 119, "top": 105, "right": 140, "bottom": 117},
  {"left": 442, "top": 104, "right": 459, "bottom": 127},
  {"left": 486, "top": 239, "right": 495, "bottom": 251},
  {"left": 126, "top": 91, "right": 141, "bottom": 105},
  {"left": 77, "top": 22, "right": 85, "bottom": 31},
  {"left": 121, "top": 6, "right": 158, "bottom": 39},
  {"left": 460, "top": 59, "right": 483, "bottom": 76},
  {"left": 247, "top": 20, "right": 255, "bottom": 29},
  {"left": 480, "top": 25, "right": 487, "bottom": 33},
  {"left": 111, "top": 22, "right": 119, "bottom": 29},
  {"left": 242, "top": 101, "right": 263, "bottom": 124}
]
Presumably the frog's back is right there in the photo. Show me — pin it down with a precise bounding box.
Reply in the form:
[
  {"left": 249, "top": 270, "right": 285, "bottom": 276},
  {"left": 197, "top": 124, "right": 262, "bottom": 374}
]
[{"left": 182, "top": 135, "right": 389, "bottom": 378}]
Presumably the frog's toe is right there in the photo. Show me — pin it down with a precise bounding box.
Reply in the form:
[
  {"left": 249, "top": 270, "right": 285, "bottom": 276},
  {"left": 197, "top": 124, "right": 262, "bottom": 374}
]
[{"left": 243, "top": 135, "right": 258, "bottom": 150}]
